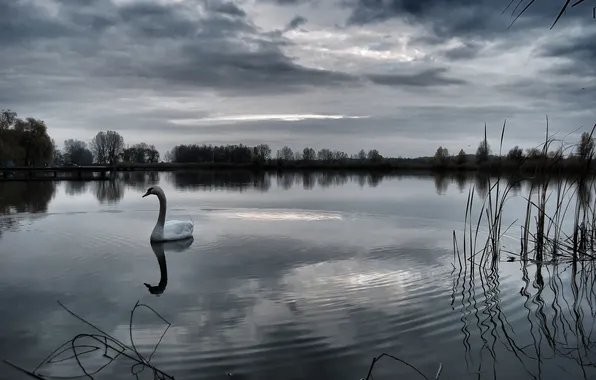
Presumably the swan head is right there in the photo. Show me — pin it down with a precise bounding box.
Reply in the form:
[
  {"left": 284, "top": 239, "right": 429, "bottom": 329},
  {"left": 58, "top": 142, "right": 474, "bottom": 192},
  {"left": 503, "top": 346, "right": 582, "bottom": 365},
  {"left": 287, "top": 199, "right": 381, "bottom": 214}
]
[{"left": 142, "top": 185, "right": 163, "bottom": 198}]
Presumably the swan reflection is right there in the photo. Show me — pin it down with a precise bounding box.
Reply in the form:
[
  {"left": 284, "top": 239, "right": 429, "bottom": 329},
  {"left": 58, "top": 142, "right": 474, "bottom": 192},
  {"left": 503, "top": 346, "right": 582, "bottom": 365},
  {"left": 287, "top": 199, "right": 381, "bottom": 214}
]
[{"left": 144, "top": 237, "right": 194, "bottom": 296}]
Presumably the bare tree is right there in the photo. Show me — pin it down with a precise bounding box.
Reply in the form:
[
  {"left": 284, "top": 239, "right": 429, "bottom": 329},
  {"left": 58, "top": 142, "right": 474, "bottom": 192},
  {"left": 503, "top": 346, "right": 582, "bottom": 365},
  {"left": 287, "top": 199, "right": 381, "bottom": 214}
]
[
  {"left": 255, "top": 144, "right": 271, "bottom": 161},
  {"left": 302, "top": 147, "right": 316, "bottom": 161},
  {"left": 90, "top": 131, "right": 108, "bottom": 164},
  {"left": 456, "top": 149, "right": 467, "bottom": 164},
  {"left": 367, "top": 149, "right": 382, "bottom": 162},
  {"left": 317, "top": 148, "right": 333, "bottom": 161},
  {"left": 277, "top": 146, "right": 294, "bottom": 160},
  {"left": 434, "top": 146, "right": 450, "bottom": 163},
  {"left": 64, "top": 139, "right": 93, "bottom": 165},
  {"left": 577, "top": 131, "right": 594, "bottom": 161},
  {"left": 507, "top": 146, "right": 524, "bottom": 162},
  {"left": 90, "top": 130, "right": 124, "bottom": 165}
]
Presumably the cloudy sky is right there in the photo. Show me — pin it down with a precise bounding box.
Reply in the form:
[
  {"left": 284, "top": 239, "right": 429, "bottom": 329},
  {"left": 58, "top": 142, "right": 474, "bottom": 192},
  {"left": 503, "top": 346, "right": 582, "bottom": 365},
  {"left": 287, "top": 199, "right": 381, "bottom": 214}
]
[{"left": 1, "top": 0, "right": 594, "bottom": 158}]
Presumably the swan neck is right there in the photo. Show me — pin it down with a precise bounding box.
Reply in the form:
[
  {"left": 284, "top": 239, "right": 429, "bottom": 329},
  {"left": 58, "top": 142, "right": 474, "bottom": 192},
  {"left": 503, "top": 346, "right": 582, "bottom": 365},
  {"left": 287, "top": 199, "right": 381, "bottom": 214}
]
[
  {"left": 157, "top": 251, "right": 168, "bottom": 283},
  {"left": 156, "top": 191, "right": 167, "bottom": 227}
]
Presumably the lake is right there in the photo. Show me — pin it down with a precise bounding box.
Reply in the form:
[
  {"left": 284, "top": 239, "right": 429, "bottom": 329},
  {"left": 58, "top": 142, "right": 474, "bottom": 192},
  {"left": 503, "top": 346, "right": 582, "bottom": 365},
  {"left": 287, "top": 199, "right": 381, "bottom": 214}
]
[{"left": 1, "top": 171, "right": 595, "bottom": 380}]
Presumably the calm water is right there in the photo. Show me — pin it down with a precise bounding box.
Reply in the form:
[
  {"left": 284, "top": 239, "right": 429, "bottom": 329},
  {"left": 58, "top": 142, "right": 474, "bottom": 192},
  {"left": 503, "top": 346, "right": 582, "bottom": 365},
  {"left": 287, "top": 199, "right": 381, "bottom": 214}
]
[{"left": 1, "top": 171, "right": 595, "bottom": 380}]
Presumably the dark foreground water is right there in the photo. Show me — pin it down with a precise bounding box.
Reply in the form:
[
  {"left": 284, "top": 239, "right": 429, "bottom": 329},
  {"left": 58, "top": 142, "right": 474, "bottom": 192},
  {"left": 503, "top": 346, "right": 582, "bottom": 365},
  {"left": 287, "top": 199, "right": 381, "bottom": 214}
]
[{"left": 1, "top": 171, "right": 595, "bottom": 380}]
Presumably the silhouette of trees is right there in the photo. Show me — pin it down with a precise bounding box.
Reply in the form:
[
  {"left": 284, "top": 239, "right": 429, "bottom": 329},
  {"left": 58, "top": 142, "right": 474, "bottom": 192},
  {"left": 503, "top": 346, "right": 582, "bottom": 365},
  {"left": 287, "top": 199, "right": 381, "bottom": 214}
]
[
  {"left": 367, "top": 149, "right": 382, "bottom": 162},
  {"left": 476, "top": 139, "right": 490, "bottom": 164},
  {"left": 163, "top": 143, "right": 386, "bottom": 166},
  {"left": 63, "top": 139, "right": 93, "bottom": 165},
  {"left": 277, "top": 146, "right": 294, "bottom": 161},
  {"left": 507, "top": 146, "right": 524, "bottom": 162},
  {"left": 434, "top": 146, "right": 450, "bottom": 164},
  {"left": 526, "top": 147, "right": 544, "bottom": 159},
  {"left": 302, "top": 147, "right": 316, "bottom": 161},
  {"left": 254, "top": 144, "right": 272, "bottom": 162},
  {"left": 317, "top": 148, "right": 333, "bottom": 161},
  {"left": 456, "top": 149, "right": 467, "bottom": 165},
  {"left": 121, "top": 143, "right": 160, "bottom": 163},
  {"left": 169, "top": 144, "right": 254, "bottom": 163},
  {"left": 0, "top": 110, "right": 54, "bottom": 166},
  {"left": 52, "top": 143, "right": 65, "bottom": 165},
  {"left": 89, "top": 130, "right": 124, "bottom": 164},
  {"left": 577, "top": 132, "right": 594, "bottom": 161}
]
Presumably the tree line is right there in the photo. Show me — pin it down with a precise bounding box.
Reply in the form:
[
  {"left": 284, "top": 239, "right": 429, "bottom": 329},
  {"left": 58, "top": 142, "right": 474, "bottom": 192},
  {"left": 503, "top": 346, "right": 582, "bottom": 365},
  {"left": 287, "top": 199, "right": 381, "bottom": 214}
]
[
  {"left": 0, "top": 110, "right": 54, "bottom": 166},
  {"left": 433, "top": 130, "right": 596, "bottom": 167},
  {"left": 164, "top": 144, "right": 384, "bottom": 164},
  {"left": 57, "top": 133, "right": 160, "bottom": 166},
  {"left": 3, "top": 108, "right": 596, "bottom": 170},
  {"left": 1, "top": 109, "right": 159, "bottom": 166}
]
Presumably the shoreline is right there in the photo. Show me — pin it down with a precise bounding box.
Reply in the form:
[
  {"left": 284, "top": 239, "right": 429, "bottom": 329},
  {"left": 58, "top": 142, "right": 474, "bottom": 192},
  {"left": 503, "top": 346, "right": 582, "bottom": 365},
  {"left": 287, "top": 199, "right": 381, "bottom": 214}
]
[{"left": 1, "top": 158, "right": 594, "bottom": 180}]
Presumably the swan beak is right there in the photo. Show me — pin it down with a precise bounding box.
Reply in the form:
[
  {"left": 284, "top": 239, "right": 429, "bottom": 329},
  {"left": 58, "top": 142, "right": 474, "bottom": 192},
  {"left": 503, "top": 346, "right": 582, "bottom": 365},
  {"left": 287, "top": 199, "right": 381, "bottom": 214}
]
[{"left": 142, "top": 191, "right": 150, "bottom": 198}]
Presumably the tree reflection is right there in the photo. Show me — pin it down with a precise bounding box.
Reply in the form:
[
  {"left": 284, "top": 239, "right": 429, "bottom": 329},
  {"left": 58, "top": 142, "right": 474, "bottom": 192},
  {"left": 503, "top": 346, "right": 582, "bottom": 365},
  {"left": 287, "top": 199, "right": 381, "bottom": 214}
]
[
  {"left": 299, "top": 172, "right": 313, "bottom": 190},
  {"left": 277, "top": 171, "right": 295, "bottom": 190},
  {"left": 93, "top": 180, "right": 125, "bottom": 204},
  {"left": 64, "top": 181, "right": 89, "bottom": 196},
  {"left": 0, "top": 181, "right": 56, "bottom": 238},
  {"left": 454, "top": 173, "right": 468, "bottom": 193},
  {"left": 473, "top": 173, "right": 490, "bottom": 198},
  {"left": 170, "top": 171, "right": 272, "bottom": 192},
  {"left": 433, "top": 172, "right": 449, "bottom": 195},
  {"left": 121, "top": 171, "right": 160, "bottom": 191}
]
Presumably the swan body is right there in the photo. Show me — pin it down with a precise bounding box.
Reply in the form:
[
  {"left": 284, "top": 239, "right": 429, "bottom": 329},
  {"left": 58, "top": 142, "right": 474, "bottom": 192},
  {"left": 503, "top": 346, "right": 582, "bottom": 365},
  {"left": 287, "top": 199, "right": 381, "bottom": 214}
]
[{"left": 142, "top": 185, "right": 194, "bottom": 242}]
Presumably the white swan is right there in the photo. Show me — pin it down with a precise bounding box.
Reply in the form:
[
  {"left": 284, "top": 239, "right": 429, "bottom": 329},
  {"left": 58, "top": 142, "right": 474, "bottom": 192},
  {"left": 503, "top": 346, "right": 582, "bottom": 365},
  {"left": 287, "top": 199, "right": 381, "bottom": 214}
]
[{"left": 142, "top": 185, "right": 194, "bottom": 242}]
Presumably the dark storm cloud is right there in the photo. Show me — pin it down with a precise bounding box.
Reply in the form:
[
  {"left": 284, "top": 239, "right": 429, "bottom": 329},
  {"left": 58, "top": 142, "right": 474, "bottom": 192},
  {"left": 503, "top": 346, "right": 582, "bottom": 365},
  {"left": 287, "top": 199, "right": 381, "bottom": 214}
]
[
  {"left": 261, "top": 0, "right": 313, "bottom": 5},
  {"left": 537, "top": 28, "right": 596, "bottom": 77},
  {"left": 0, "top": 0, "right": 359, "bottom": 100},
  {"left": 343, "top": 0, "right": 591, "bottom": 43},
  {"left": 344, "top": 0, "right": 504, "bottom": 37},
  {"left": 541, "top": 33, "right": 596, "bottom": 60},
  {"left": 211, "top": 1, "right": 247, "bottom": 17},
  {"left": 143, "top": 44, "right": 360, "bottom": 95},
  {"left": 286, "top": 15, "right": 308, "bottom": 30},
  {"left": 0, "top": 1, "right": 72, "bottom": 44},
  {"left": 443, "top": 42, "right": 485, "bottom": 60},
  {"left": 0, "top": 0, "right": 475, "bottom": 103},
  {"left": 366, "top": 68, "right": 467, "bottom": 87},
  {"left": 495, "top": 78, "right": 596, "bottom": 109}
]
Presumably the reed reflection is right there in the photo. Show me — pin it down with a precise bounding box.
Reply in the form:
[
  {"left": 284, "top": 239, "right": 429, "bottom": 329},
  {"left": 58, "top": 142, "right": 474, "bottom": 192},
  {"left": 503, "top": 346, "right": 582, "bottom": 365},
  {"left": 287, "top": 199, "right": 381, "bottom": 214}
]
[
  {"left": 452, "top": 259, "right": 596, "bottom": 379},
  {"left": 452, "top": 172, "right": 596, "bottom": 379},
  {"left": 144, "top": 237, "right": 194, "bottom": 296}
]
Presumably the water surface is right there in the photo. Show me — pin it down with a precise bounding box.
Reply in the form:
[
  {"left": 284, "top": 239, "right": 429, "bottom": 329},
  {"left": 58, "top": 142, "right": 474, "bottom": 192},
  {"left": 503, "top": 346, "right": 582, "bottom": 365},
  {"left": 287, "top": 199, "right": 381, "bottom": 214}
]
[{"left": 0, "top": 171, "right": 594, "bottom": 380}]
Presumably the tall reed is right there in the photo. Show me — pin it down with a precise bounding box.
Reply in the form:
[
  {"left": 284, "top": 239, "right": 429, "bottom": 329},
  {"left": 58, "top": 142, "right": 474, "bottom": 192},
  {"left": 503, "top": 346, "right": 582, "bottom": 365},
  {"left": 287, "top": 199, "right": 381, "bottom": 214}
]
[{"left": 454, "top": 122, "right": 596, "bottom": 269}]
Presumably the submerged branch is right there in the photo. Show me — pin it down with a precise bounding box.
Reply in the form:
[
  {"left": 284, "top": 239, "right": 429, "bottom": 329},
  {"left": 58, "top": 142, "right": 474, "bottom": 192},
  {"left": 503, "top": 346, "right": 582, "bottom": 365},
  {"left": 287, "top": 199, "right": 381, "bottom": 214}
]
[{"left": 3, "top": 300, "right": 174, "bottom": 380}]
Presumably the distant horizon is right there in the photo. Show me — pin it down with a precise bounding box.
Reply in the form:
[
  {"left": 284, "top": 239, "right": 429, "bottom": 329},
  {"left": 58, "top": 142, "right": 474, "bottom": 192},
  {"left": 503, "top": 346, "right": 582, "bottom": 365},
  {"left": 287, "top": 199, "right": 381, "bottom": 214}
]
[
  {"left": 3, "top": 109, "right": 594, "bottom": 163},
  {"left": 49, "top": 121, "right": 596, "bottom": 161},
  {"left": 4, "top": 107, "right": 593, "bottom": 161}
]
